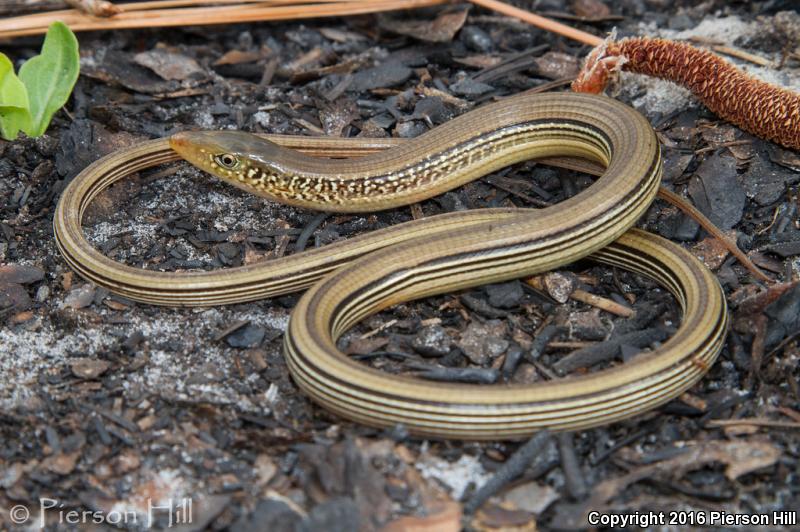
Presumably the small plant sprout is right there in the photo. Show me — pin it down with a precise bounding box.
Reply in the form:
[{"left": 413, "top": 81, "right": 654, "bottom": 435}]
[{"left": 0, "top": 21, "right": 79, "bottom": 140}]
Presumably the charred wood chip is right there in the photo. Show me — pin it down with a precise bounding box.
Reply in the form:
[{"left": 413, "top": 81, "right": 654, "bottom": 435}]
[
  {"left": 81, "top": 49, "right": 177, "bottom": 94},
  {"left": 591, "top": 420, "right": 662, "bottom": 465},
  {"left": 305, "top": 497, "right": 361, "bottom": 532},
  {"left": 557, "top": 432, "right": 588, "bottom": 500},
  {"left": 214, "top": 62, "right": 266, "bottom": 80},
  {"left": 450, "top": 77, "right": 495, "bottom": 96},
  {"left": 350, "top": 63, "right": 412, "bottom": 92},
  {"left": 691, "top": 230, "right": 738, "bottom": 270},
  {"left": 459, "top": 293, "right": 508, "bottom": 319},
  {"left": 660, "top": 148, "right": 694, "bottom": 182},
  {"left": 485, "top": 281, "right": 524, "bottom": 309},
  {"left": 294, "top": 439, "right": 391, "bottom": 525},
  {"left": 437, "top": 190, "right": 469, "bottom": 212},
  {"left": 217, "top": 242, "right": 242, "bottom": 264},
  {"left": 501, "top": 343, "right": 524, "bottom": 381},
  {"left": 344, "top": 336, "right": 390, "bottom": 356},
  {"left": 614, "top": 299, "right": 665, "bottom": 335},
  {"left": 234, "top": 498, "right": 304, "bottom": 532},
  {"left": 654, "top": 202, "right": 701, "bottom": 241},
  {"left": 765, "top": 231, "right": 800, "bottom": 257},
  {"left": 133, "top": 48, "right": 206, "bottom": 82},
  {"left": 764, "top": 283, "right": 800, "bottom": 346},
  {"left": 0, "top": 158, "right": 14, "bottom": 179},
  {"left": 56, "top": 119, "right": 145, "bottom": 183},
  {"left": 409, "top": 96, "right": 450, "bottom": 125},
  {"left": 464, "top": 430, "right": 553, "bottom": 514},
  {"left": 698, "top": 390, "right": 752, "bottom": 424},
  {"left": 656, "top": 475, "right": 736, "bottom": 501},
  {"left": 31, "top": 160, "right": 53, "bottom": 184},
  {"left": 0, "top": 264, "right": 44, "bottom": 285},
  {"left": 195, "top": 229, "right": 232, "bottom": 243},
  {"left": 527, "top": 325, "right": 566, "bottom": 363},
  {"left": 687, "top": 153, "right": 745, "bottom": 230},
  {"left": 438, "top": 348, "right": 465, "bottom": 367},
  {"left": 379, "top": 7, "right": 469, "bottom": 43},
  {"left": 164, "top": 219, "right": 193, "bottom": 236},
  {"left": 541, "top": 272, "right": 577, "bottom": 303},
  {"left": 767, "top": 142, "right": 800, "bottom": 171},
  {"left": 363, "top": 112, "right": 396, "bottom": 131},
  {"left": 122, "top": 330, "right": 145, "bottom": 353},
  {"left": 224, "top": 323, "right": 280, "bottom": 349},
  {"left": 659, "top": 400, "right": 705, "bottom": 417},
  {"left": 319, "top": 99, "right": 358, "bottom": 137},
  {"left": 741, "top": 152, "right": 799, "bottom": 206},
  {"left": 410, "top": 363, "right": 499, "bottom": 384},
  {"left": 765, "top": 285, "right": 800, "bottom": 330},
  {"left": 552, "top": 328, "right": 672, "bottom": 375}
]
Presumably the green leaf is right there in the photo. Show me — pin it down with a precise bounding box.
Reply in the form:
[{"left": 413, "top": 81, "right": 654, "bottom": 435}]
[
  {"left": 18, "top": 21, "right": 79, "bottom": 137},
  {"left": 0, "top": 52, "right": 32, "bottom": 140}
]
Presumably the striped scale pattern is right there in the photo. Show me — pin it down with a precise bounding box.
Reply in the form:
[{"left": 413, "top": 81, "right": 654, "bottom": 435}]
[
  {"left": 170, "top": 92, "right": 641, "bottom": 212},
  {"left": 285, "top": 229, "right": 727, "bottom": 439},
  {"left": 53, "top": 92, "right": 729, "bottom": 438},
  {"left": 282, "top": 96, "right": 724, "bottom": 438},
  {"left": 179, "top": 122, "right": 605, "bottom": 209}
]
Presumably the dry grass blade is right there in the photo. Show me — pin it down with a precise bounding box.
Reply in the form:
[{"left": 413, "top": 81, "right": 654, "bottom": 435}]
[
  {"left": 0, "top": 0, "right": 448, "bottom": 39},
  {"left": 468, "top": 0, "right": 603, "bottom": 46},
  {"left": 15, "top": 0, "right": 361, "bottom": 18}
]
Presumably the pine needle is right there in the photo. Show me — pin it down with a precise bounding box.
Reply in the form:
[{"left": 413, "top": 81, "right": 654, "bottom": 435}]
[{"left": 0, "top": 0, "right": 447, "bottom": 39}]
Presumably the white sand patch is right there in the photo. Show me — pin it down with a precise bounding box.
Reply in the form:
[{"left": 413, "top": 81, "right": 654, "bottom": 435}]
[{"left": 0, "top": 305, "right": 290, "bottom": 412}]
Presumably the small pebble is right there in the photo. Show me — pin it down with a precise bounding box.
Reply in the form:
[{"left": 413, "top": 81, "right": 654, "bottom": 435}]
[
  {"left": 412, "top": 325, "right": 452, "bottom": 357},
  {"left": 226, "top": 323, "right": 267, "bottom": 348},
  {"left": 460, "top": 26, "right": 493, "bottom": 52},
  {"left": 62, "top": 284, "right": 96, "bottom": 309},
  {"left": 35, "top": 285, "right": 50, "bottom": 303},
  {"left": 70, "top": 358, "right": 110, "bottom": 379},
  {"left": 543, "top": 272, "right": 577, "bottom": 304},
  {"left": 395, "top": 120, "right": 428, "bottom": 138}
]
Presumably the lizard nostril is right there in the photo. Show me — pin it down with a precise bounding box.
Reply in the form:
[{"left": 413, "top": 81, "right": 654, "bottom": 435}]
[{"left": 169, "top": 132, "right": 190, "bottom": 151}]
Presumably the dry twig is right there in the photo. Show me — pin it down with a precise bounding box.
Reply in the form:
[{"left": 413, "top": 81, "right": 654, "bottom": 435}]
[{"left": 0, "top": 0, "right": 448, "bottom": 38}]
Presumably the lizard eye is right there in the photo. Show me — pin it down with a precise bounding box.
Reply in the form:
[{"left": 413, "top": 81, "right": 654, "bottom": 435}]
[{"left": 214, "top": 153, "right": 239, "bottom": 169}]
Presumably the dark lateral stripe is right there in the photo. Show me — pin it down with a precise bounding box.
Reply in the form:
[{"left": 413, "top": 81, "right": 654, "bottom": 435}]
[
  {"left": 285, "top": 241, "right": 724, "bottom": 423},
  {"left": 353, "top": 118, "right": 615, "bottom": 186},
  {"left": 286, "top": 328, "right": 720, "bottom": 425},
  {"left": 324, "top": 155, "right": 661, "bottom": 328}
]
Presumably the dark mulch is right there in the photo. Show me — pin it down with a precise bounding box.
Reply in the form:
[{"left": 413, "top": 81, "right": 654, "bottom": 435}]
[{"left": 1, "top": 1, "right": 799, "bottom": 530}]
